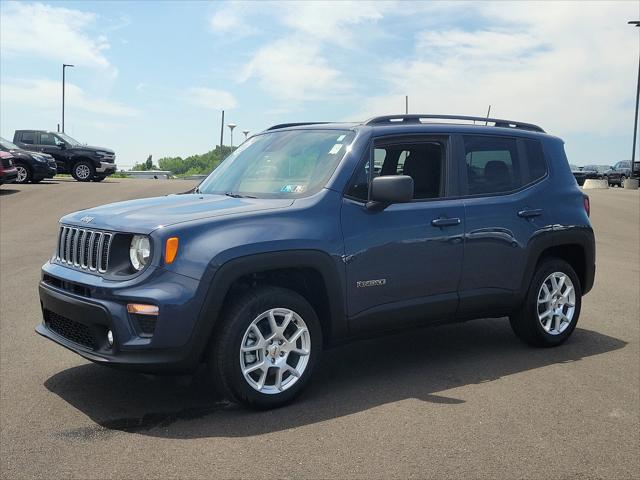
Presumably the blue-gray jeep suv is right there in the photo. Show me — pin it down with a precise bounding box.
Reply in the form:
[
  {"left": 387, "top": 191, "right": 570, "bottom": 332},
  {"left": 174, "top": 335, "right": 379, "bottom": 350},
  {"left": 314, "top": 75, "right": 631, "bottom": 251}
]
[{"left": 36, "top": 114, "right": 595, "bottom": 409}]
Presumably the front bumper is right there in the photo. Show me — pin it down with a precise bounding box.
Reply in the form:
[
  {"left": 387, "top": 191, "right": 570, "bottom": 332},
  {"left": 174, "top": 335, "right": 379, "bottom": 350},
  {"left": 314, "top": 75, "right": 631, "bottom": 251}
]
[
  {"left": 33, "top": 161, "right": 57, "bottom": 179},
  {"left": 96, "top": 162, "right": 117, "bottom": 174},
  {"left": 36, "top": 262, "right": 207, "bottom": 373},
  {"left": 0, "top": 169, "right": 18, "bottom": 184}
]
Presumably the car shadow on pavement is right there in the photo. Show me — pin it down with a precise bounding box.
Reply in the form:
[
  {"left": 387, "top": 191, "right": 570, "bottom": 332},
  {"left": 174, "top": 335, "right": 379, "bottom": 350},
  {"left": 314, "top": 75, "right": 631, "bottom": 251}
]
[
  {"left": 44, "top": 319, "right": 626, "bottom": 440},
  {"left": 0, "top": 188, "right": 20, "bottom": 195}
]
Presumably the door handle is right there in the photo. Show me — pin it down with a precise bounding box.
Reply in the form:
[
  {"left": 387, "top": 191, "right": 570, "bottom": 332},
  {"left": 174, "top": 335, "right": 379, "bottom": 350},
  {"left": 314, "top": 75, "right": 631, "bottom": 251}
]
[
  {"left": 431, "top": 217, "right": 461, "bottom": 227},
  {"left": 518, "top": 208, "right": 543, "bottom": 218}
]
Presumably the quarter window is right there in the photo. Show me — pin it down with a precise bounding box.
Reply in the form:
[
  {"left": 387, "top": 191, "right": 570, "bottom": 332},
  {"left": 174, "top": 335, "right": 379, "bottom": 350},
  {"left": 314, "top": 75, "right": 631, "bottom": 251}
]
[
  {"left": 464, "top": 136, "right": 521, "bottom": 195},
  {"left": 523, "top": 139, "right": 547, "bottom": 184}
]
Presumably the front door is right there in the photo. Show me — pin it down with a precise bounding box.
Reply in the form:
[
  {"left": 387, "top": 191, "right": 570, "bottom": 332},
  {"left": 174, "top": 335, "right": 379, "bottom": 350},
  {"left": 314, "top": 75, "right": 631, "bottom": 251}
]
[
  {"left": 341, "top": 135, "right": 465, "bottom": 334},
  {"left": 36, "top": 132, "right": 65, "bottom": 171}
]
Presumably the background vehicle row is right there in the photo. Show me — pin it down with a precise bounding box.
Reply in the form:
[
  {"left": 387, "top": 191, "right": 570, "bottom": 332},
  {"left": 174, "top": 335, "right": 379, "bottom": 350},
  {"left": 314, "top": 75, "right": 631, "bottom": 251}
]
[{"left": 13, "top": 130, "right": 116, "bottom": 182}]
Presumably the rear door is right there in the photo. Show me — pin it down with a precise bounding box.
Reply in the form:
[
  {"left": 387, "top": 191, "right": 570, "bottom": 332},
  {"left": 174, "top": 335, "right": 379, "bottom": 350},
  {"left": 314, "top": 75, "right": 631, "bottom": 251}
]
[
  {"left": 341, "top": 134, "right": 465, "bottom": 334},
  {"left": 457, "top": 134, "right": 549, "bottom": 317}
]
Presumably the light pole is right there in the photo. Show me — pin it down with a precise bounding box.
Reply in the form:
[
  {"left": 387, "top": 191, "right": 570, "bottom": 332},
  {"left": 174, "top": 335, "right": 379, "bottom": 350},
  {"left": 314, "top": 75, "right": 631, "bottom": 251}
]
[
  {"left": 227, "top": 123, "right": 237, "bottom": 149},
  {"left": 242, "top": 130, "right": 250, "bottom": 141},
  {"left": 62, "top": 64, "right": 74, "bottom": 133},
  {"left": 629, "top": 21, "right": 640, "bottom": 180}
]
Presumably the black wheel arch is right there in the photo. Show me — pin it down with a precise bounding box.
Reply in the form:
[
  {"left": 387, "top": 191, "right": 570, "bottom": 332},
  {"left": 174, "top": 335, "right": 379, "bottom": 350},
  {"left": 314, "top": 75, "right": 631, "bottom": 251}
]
[
  {"left": 190, "top": 250, "right": 347, "bottom": 364},
  {"left": 520, "top": 227, "right": 596, "bottom": 299}
]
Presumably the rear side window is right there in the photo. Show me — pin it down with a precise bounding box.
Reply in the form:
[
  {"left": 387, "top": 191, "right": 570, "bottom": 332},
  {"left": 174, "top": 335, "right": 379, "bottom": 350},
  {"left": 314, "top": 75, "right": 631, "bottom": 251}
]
[
  {"left": 523, "top": 139, "right": 547, "bottom": 184},
  {"left": 19, "top": 132, "right": 35, "bottom": 144},
  {"left": 464, "top": 136, "right": 521, "bottom": 194}
]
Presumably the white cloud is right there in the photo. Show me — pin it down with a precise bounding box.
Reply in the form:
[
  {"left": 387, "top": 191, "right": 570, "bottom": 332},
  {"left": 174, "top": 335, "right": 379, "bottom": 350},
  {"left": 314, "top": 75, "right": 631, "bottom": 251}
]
[
  {"left": 352, "top": 1, "right": 638, "bottom": 136},
  {"left": 240, "top": 38, "right": 344, "bottom": 102},
  {"left": 185, "top": 87, "right": 237, "bottom": 110},
  {"left": 1, "top": 78, "right": 139, "bottom": 117},
  {"left": 0, "top": 1, "right": 116, "bottom": 75},
  {"left": 280, "top": 1, "right": 390, "bottom": 42}
]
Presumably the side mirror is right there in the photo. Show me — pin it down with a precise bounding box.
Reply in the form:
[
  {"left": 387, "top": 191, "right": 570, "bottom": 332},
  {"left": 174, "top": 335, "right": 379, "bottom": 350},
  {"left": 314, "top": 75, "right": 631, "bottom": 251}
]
[
  {"left": 367, "top": 175, "right": 414, "bottom": 210},
  {"left": 59, "top": 143, "right": 66, "bottom": 149}
]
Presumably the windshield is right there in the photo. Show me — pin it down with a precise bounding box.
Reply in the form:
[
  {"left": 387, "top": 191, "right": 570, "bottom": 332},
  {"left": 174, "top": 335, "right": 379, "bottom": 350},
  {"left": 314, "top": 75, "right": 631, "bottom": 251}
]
[
  {"left": 0, "top": 137, "right": 19, "bottom": 150},
  {"left": 197, "top": 129, "right": 356, "bottom": 198},
  {"left": 56, "top": 133, "right": 81, "bottom": 146}
]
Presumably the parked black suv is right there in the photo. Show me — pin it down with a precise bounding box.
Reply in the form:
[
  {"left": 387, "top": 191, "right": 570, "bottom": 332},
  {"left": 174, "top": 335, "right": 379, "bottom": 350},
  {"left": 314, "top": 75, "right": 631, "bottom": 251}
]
[
  {"left": 13, "top": 130, "right": 116, "bottom": 182},
  {"left": 0, "top": 137, "right": 57, "bottom": 184},
  {"left": 603, "top": 160, "right": 637, "bottom": 187}
]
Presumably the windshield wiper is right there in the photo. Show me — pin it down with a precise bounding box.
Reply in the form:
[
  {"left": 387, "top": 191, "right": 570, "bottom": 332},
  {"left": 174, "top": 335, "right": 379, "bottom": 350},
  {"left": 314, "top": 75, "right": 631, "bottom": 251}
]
[{"left": 224, "top": 192, "right": 257, "bottom": 199}]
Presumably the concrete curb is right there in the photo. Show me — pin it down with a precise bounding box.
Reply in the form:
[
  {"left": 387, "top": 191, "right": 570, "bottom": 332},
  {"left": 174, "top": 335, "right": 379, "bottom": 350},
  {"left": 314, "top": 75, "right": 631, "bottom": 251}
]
[
  {"left": 583, "top": 179, "right": 609, "bottom": 189},
  {"left": 623, "top": 178, "right": 639, "bottom": 190}
]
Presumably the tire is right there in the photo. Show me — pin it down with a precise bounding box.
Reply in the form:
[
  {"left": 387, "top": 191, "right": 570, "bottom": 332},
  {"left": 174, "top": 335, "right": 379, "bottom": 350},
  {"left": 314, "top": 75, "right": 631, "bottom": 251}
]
[
  {"left": 509, "top": 257, "right": 582, "bottom": 347},
  {"left": 209, "top": 286, "right": 322, "bottom": 409},
  {"left": 14, "top": 163, "right": 32, "bottom": 184},
  {"left": 620, "top": 175, "right": 626, "bottom": 187},
  {"left": 71, "top": 161, "right": 95, "bottom": 182},
  {"left": 92, "top": 176, "right": 107, "bottom": 182}
]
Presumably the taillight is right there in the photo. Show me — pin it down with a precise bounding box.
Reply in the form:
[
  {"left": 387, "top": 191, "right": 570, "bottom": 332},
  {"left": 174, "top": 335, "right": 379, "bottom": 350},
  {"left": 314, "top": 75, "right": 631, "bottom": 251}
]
[{"left": 583, "top": 196, "right": 590, "bottom": 217}]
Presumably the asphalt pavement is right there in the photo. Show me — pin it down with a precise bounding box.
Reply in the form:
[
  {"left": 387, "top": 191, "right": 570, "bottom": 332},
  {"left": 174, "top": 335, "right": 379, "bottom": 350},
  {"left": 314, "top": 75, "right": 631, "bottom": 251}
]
[{"left": 1, "top": 178, "right": 638, "bottom": 479}]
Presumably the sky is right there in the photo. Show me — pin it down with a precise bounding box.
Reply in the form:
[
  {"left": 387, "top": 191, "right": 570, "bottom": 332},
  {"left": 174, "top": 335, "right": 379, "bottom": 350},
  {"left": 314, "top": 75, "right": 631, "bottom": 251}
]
[{"left": 1, "top": 0, "right": 638, "bottom": 169}]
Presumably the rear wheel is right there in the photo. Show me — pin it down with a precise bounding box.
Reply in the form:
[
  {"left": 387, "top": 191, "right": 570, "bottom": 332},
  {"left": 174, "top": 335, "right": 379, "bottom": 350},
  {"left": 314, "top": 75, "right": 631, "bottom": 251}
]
[
  {"left": 510, "top": 258, "right": 581, "bottom": 347},
  {"left": 15, "top": 163, "right": 32, "bottom": 184},
  {"left": 71, "top": 161, "right": 95, "bottom": 182},
  {"left": 209, "top": 286, "right": 322, "bottom": 409}
]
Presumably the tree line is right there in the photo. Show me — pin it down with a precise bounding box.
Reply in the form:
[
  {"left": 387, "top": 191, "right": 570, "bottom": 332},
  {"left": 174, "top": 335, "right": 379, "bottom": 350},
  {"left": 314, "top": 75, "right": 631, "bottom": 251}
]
[{"left": 131, "top": 145, "right": 236, "bottom": 176}]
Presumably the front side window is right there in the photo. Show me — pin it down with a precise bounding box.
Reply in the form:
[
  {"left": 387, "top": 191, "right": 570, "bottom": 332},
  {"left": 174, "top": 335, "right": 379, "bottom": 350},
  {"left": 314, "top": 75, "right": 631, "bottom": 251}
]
[
  {"left": 346, "top": 140, "right": 445, "bottom": 201},
  {"left": 464, "top": 136, "right": 521, "bottom": 195},
  {"left": 197, "top": 129, "right": 355, "bottom": 198},
  {"left": 39, "top": 133, "right": 62, "bottom": 146}
]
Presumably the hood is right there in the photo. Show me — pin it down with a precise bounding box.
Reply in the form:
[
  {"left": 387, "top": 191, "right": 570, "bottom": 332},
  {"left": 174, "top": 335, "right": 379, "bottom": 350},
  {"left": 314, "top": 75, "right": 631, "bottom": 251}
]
[
  {"left": 70, "top": 145, "right": 114, "bottom": 154},
  {"left": 61, "top": 194, "right": 294, "bottom": 233}
]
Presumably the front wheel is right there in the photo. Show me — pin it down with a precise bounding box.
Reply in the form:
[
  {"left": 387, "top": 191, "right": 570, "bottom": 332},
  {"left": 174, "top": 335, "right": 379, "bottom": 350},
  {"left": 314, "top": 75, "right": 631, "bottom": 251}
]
[
  {"left": 620, "top": 175, "right": 627, "bottom": 187},
  {"left": 71, "top": 161, "right": 95, "bottom": 182},
  {"left": 510, "top": 258, "right": 582, "bottom": 347},
  {"left": 15, "top": 164, "right": 32, "bottom": 184},
  {"left": 209, "top": 286, "right": 322, "bottom": 409}
]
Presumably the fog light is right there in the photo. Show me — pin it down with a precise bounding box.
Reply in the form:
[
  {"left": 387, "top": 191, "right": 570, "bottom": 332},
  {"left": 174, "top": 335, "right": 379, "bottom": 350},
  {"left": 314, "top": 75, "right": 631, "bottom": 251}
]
[{"left": 107, "top": 330, "right": 114, "bottom": 347}]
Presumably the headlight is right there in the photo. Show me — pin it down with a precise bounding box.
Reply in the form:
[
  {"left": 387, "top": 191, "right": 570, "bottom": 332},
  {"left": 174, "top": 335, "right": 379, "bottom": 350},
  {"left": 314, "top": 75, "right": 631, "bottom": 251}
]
[
  {"left": 33, "top": 154, "right": 47, "bottom": 163},
  {"left": 95, "top": 151, "right": 110, "bottom": 157},
  {"left": 129, "top": 235, "right": 151, "bottom": 271}
]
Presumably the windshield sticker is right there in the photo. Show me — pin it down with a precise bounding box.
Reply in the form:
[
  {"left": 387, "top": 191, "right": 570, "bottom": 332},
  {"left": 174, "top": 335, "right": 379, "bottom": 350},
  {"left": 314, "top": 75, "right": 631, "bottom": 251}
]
[
  {"left": 329, "top": 143, "right": 343, "bottom": 155},
  {"left": 280, "top": 185, "right": 306, "bottom": 193}
]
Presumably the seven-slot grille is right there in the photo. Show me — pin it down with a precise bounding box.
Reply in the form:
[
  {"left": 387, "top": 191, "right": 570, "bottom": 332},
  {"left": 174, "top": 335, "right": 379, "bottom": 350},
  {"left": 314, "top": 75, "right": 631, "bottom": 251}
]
[{"left": 56, "top": 225, "right": 113, "bottom": 273}]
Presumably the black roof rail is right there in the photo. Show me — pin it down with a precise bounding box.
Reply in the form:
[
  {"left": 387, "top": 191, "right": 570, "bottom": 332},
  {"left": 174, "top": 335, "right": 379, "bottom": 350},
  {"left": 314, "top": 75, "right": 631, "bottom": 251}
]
[
  {"left": 266, "top": 122, "right": 330, "bottom": 131},
  {"left": 364, "top": 114, "right": 545, "bottom": 133}
]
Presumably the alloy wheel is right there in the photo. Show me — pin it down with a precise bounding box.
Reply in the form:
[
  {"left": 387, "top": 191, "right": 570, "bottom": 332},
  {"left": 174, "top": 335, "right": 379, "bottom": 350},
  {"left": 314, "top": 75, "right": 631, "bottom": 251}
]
[
  {"left": 16, "top": 166, "right": 28, "bottom": 183},
  {"left": 537, "top": 272, "right": 576, "bottom": 335},
  {"left": 75, "top": 164, "right": 91, "bottom": 180},
  {"left": 240, "top": 308, "right": 311, "bottom": 394}
]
